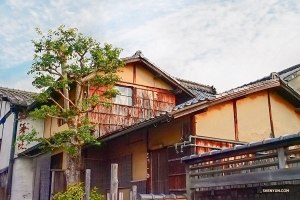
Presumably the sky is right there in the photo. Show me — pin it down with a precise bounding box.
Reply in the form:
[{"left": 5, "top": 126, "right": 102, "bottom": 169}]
[{"left": 1, "top": 0, "right": 300, "bottom": 93}]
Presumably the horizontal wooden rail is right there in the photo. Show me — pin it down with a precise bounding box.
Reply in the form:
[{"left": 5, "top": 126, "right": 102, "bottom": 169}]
[
  {"left": 286, "top": 157, "right": 300, "bottom": 164},
  {"left": 189, "top": 153, "right": 277, "bottom": 170},
  {"left": 286, "top": 148, "right": 300, "bottom": 155},
  {"left": 190, "top": 167, "right": 300, "bottom": 188},
  {"left": 190, "top": 161, "right": 279, "bottom": 177}
]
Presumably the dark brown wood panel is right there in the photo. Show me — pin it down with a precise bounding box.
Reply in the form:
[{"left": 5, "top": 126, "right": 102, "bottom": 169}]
[
  {"left": 53, "top": 171, "right": 66, "bottom": 194},
  {"left": 151, "top": 148, "right": 168, "bottom": 194}
]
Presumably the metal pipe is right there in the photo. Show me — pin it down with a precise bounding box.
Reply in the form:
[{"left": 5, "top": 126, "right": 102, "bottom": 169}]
[
  {"left": 174, "top": 135, "right": 246, "bottom": 154},
  {"left": 175, "top": 135, "right": 245, "bottom": 147}
]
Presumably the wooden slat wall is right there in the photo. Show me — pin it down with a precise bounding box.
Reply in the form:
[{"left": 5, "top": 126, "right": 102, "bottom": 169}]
[{"left": 89, "top": 86, "right": 175, "bottom": 137}]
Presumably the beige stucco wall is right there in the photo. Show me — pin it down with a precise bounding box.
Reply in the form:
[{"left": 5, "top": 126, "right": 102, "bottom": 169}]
[
  {"left": 117, "top": 63, "right": 134, "bottom": 83},
  {"left": 270, "top": 92, "right": 300, "bottom": 136},
  {"left": 195, "top": 102, "right": 235, "bottom": 140},
  {"left": 44, "top": 117, "right": 68, "bottom": 138},
  {"left": 136, "top": 65, "right": 173, "bottom": 90},
  {"left": 131, "top": 141, "right": 147, "bottom": 181},
  {"left": 237, "top": 91, "right": 271, "bottom": 142},
  {"left": 108, "top": 135, "right": 147, "bottom": 181},
  {"left": 148, "top": 118, "right": 182, "bottom": 148}
]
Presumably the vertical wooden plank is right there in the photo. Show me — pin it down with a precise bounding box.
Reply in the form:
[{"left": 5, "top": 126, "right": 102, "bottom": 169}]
[
  {"left": 233, "top": 100, "right": 239, "bottom": 141},
  {"left": 277, "top": 147, "right": 287, "bottom": 169},
  {"left": 185, "top": 164, "right": 191, "bottom": 200},
  {"left": 119, "top": 192, "right": 123, "bottom": 200},
  {"left": 85, "top": 169, "right": 91, "bottom": 200},
  {"left": 267, "top": 90, "right": 275, "bottom": 138},
  {"left": 132, "top": 185, "right": 137, "bottom": 200},
  {"left": 111, "top": 164, "right": 118, "bottom": 200},
  {"left": 50, "top": 171, "right": 55, "bottom": 200}
]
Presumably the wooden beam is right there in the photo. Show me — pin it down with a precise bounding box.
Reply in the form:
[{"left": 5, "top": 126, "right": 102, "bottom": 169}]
[
  {"left": 50, "top": 171, "right": 55, "bottom": 200},
  {"left": 189, "top": 153, "right": 277, "bottom": 170},
  {"left": 190, "top": 167, "right": 300, "bottom": 188},
  {"left": 85, "top": 169, "right": 91, "bottom": 200},
  {"left": 132, "top": 185, "right": 137, "bottom": 200},
  {"left": 277, "top": 147, "right": 287, "bottom": 169},
  {"left": 233, "top": 100, "right": 239, "bottom": 141},
  {"left": 267, "top": 90, "right": 275, "bottom": 138},
  {"left": 110, "top": 164, "right": 118, "bottom": 200},
  {"left": 185, "top": 164, "right": 191, "bottom": 200},
  {"left": 190, "top": 161, "right": 278, "bottom": 177}
]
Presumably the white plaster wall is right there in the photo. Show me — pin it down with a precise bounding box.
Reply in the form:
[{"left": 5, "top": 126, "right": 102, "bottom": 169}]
[
  {"left": 10, "top": 157, "right": 33, "bottom": 200},
  {"left": 15, "top": 117, "right": 44, "bottom": 156},
  {"left": 0, "top": 101, "right": 15, "bottom": 170}
]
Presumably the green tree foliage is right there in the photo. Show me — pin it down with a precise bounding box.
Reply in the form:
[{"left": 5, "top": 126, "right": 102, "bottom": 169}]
[
  {"left": 19, "top": 25, "right": 124, "bottom": 185},
  {"left": 53, "top": 183, "right": 104, "bottom": 200}
]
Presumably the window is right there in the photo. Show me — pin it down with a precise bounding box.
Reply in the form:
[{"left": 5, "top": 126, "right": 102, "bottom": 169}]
[{"left": 113, "top": 86, "right": 133, "bottom": 106}]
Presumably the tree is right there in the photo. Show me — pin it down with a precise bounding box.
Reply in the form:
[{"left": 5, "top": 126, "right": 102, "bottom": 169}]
[{"left": 19, "top": 25, "right": 124, "bottom": 185}]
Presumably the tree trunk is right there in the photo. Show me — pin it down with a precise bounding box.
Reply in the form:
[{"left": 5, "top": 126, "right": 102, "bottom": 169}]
[{"left": 65, "top": 147, "right": 81, "bottom": 185}]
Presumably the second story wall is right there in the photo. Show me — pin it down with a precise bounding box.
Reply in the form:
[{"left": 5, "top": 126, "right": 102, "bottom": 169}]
[
  {"left": 90, "top": 63, "right": 176, "bottom": 137},
  {"left": 270, "top": 91, "right": 300, "bottom": 135},
  {"left": 194, "top": 89, "right": 300, "bottom": 142},
  {"left": 117, "top": 64, "right": 173, "bottom": 90}
]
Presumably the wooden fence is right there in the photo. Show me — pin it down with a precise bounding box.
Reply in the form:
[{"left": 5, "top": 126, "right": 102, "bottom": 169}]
[{"left": 182, "top": 133, "right": 300, "bottom": 200}]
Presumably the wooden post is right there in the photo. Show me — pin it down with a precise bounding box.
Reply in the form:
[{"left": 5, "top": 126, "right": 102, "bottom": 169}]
[
  {"left": 119, "top": 192, "right": 123, "bottom": 200},
  {"left": 110, "top": 164, "right": 118, "bottom": 200},
  {"left": 50, "top": 171, "right": 55, "bottom": 200},
  {"left": 132, "top": 185, "right": 137, "bottom": 200},
  {"left": 85, "top": 169, "right": 91, "bottom": 200},
  {"left": 185, "top": 164, "right": 191, "bottom": 200},
  {"left": 277, "top": 147, "right": 287, "bottom": 169}
]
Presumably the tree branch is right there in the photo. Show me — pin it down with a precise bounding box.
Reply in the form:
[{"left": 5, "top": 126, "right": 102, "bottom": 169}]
[
  {"left": 82, "top": 71, "right": 97, "bottom": 82},
  {"left": 48, "top": 97, "right": 64, "bottom": 110},
  {"left": 46, "top": 114, "right": 66, "bottom": 120},
  {"left": 54, "top": 89, "right": 76, "bottom": 107}
]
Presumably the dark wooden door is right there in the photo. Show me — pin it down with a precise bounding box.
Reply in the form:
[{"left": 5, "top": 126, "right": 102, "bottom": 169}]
[{"left": 150, "top": 148, "right": 168, "bottom": 194}]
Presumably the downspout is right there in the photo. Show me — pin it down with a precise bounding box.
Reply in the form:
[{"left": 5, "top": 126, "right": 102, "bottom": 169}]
[{"left": 6, "top": 107, "right": 19, "bottom": 200}]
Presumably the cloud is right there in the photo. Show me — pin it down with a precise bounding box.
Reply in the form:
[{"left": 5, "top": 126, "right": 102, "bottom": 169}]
[
  {"left": 107, "top": 0, "right": 300, "bottom": 92},
  {"left": 1, "top": 0, "right": 300, "bottom": 92}
]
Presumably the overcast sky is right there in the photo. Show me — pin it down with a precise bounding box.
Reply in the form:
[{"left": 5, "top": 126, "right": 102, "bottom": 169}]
[{"left": 1, "top": 0, "right": 300, "bottom": 93}]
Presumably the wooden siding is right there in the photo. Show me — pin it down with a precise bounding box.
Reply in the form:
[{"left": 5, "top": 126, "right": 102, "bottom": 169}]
[{"left": 89, "top": 86, "right": 175, "bottom": 137}]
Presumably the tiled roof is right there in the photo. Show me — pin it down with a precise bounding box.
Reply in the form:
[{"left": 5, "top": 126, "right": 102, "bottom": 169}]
[
  {"left": 0, "top": 87, "right": 36, "bottom": 107},
  {"left": 181, "top": 132, "right": 300, "bottom": 162},
  {"left": 237, "top": 63, "right": 300, "bottom": 88},
  {"left": 174, "top": 77, "right": 216, "bottom": 94},
  {"left": 123, "top": 51, "right": 216, "bottom": 98},
  {"left": 173, "top": 63, "right": 300, "bottom": 112}
]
